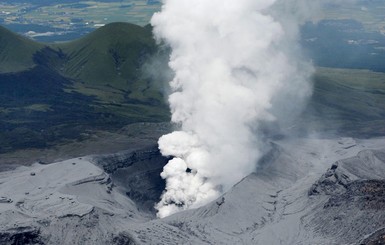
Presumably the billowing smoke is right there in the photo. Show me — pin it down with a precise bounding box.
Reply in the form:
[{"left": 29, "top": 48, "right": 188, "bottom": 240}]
[{"left": 151, "top": 0, "right": 315, "bottom": 218}]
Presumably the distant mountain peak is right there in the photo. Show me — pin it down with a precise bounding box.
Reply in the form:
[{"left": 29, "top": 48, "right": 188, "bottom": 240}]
[{"left": 0, "top": 25, "right": 43, "bottom": 73}]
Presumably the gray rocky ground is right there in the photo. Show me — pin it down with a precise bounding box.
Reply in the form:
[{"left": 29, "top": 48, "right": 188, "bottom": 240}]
[{"left": 0, "top": 135, "right": 384, "bottom": 244}]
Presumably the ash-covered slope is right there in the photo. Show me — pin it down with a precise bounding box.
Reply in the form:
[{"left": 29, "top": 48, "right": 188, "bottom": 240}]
[
  {"left": 127, "top": 137, "right": 385, "bottom": 245},
  {"left": 0, "top": 137, "right": 384, "bottom": 244},
  {"left": 0, "top": 146, "right": 166, "bottom": 244}
]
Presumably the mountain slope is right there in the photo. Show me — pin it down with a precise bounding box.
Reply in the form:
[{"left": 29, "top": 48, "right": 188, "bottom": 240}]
[
  {"left": 0, "top": 22, "right": 384, "bottom": 155},
  {"left": 0, "top": 23, "right": 169, "bottom": 154},
  {"left": 0, "top": 25, "right": 43, "bottom": 73},
  {"left": 301, "top": 67, "right": 385, "bottom": 137},
  {"left": 56, "top": 23, "right": 167, "bottom": 121},
  {"left": 1, "top": 137, "right": 384, "bottom": 244},
  {"left": 126, "top": 138, "right": 385, "bottom": 245},
  {"left": 59, "top": 22, "right": 155, "bottom": 88}
]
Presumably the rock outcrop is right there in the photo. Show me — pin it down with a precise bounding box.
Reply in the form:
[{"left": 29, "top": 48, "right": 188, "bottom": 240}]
[{"left": 0, "top": 227, "right": 44, "bottom": 245}]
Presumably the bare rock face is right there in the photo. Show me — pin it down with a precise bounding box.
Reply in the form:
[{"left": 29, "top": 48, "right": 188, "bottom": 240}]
[
  {"left": 112, "top": 232, "right": 137, "bottom": 245},
  {"left": 94, "top": 146, "right": 168, "bottom": 213},
  {"left": 360, "top": 228, "right": 385, "bottom": 245},
  {"left": 0, "top": 227, "right": 43, "bottom": 245},
  {"left": 324, "top": 179, "right": 385, "bottom": 210},
  {"left": 308, "top": 149, "right": 385, "bottom": 244},
  {"left": 308, "top": 162, "right": 350, "bottom": 196},
  {"left": 94, "top": 146, "right": 165, "bottom": 174}
]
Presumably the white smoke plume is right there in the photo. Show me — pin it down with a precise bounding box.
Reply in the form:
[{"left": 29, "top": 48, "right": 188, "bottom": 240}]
[{"left": 151, "top": 0, "right": 315, "bottom": 218}]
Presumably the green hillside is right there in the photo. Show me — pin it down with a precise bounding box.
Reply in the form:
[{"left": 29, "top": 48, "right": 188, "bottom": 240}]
[
  {"left": 302, "top": 67, "right": 385, "bottom": 137},
  {"left": 59, "top": 23, "right": 155, "bottom": 88},
  {"left": 56, "top": 23, "right": 167, "bottom": 122},
  {"left": 0, "top": 22, "right": 169, "bottom": 153},
  {"left": 0, "top": 22, "right": 384, "bottom": 155},
  {"left": 0, "top": 25, "right": 43, "bottom": 73}
]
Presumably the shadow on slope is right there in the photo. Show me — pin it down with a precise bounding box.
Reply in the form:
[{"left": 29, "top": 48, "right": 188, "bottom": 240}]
[{"left": 0, "top": 23, "right": 169, "bottom": 155}]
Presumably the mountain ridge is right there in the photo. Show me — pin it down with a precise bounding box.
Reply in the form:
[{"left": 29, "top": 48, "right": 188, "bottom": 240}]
[
  {"left": 0, "top": 22, "right": 385, "bottom": 157},
  {"left": 0, "top": 25, "right": 43, "bottom": 73},
  {"left": 0, "top": 22, "right": 169, "bottom": 154}
]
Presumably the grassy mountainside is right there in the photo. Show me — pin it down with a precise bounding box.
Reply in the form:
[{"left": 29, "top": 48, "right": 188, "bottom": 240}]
[
  {"left": 0, "top": 23, "right": 384, "bottom": 155},
  {"left": 302, "top": 67, "right": 385, "bottom": 137},
  {"left": 0, "top": 22, "right": 169, "bottom": 153},
  {"left": 0, "top": 25, "right": 43, "bottom": 73},
  {"left": 57, "top": 23, "right": 167, "bottom": 122},
  {"left": 59, "top": 23, "right": 155, "bottom": 88}
]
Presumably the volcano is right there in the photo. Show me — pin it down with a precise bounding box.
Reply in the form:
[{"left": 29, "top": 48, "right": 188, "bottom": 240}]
[{"left": 0, "top": 137, "right": 385, "bottom": 244}]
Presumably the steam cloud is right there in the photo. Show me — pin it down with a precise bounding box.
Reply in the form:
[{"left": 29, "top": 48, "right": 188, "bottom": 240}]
[{"left": 151, "top": 0, "right": 315, "bottom": 218}]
